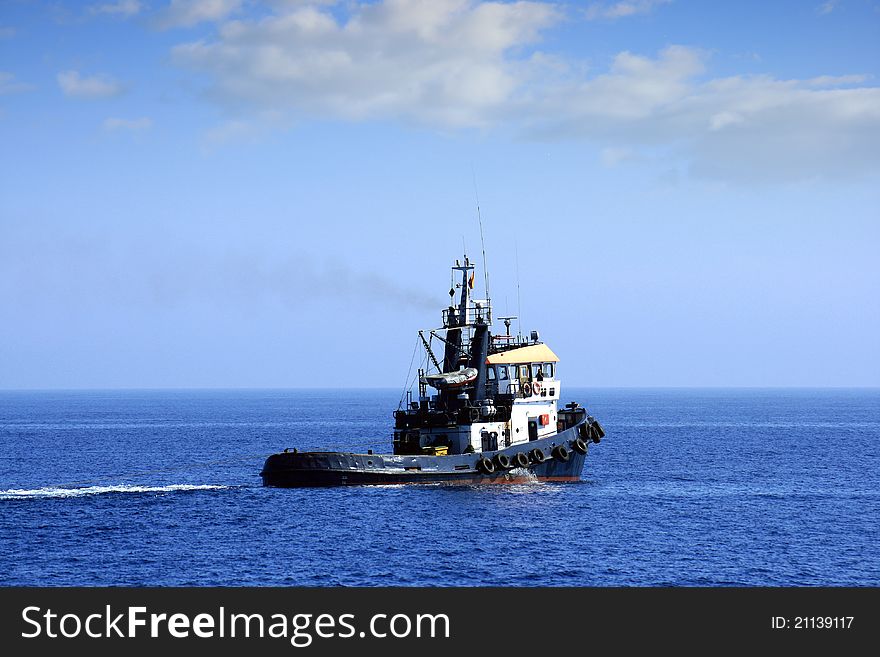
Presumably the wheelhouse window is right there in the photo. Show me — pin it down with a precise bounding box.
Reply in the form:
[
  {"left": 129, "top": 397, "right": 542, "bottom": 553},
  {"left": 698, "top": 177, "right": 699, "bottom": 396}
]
[
  {"left": 544, "top": 363, "right": 554, "bottom": 378},
  {"left": 487, "top": 367, "right": 496, "bottom": 381},
  {"left": 497, "top": 365, "right": 509, "bottom": 381}
]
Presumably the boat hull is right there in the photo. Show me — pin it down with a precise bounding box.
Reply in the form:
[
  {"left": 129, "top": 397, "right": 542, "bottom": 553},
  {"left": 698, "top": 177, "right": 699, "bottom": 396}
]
[{"left": 261, "top": 421, "right": 592, "bottom": 487}]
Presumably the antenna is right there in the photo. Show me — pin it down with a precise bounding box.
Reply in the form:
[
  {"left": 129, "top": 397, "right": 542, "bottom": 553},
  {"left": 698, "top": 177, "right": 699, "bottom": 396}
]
[
  {"left": 514, "top": 240, "right": 522, "bottom": 339},
  {"left": 472, "top": 169, "right": 491, "bottom": 323}
]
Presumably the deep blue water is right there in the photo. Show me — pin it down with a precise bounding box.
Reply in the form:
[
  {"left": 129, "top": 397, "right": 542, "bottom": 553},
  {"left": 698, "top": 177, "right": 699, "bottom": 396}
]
[{"left": 1, "top": 388, "right": 878, "bottom": 586}]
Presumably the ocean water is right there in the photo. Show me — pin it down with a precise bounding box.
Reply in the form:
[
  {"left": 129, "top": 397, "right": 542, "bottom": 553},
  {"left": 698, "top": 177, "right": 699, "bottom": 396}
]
[{"left": 0, "top": 388, "right": 878, "bottom": 586}]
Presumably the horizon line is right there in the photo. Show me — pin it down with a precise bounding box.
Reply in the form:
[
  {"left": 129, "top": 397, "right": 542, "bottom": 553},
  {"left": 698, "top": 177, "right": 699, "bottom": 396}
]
[{"left": 1, "top": 385, "right": 879, "bottom": 392}]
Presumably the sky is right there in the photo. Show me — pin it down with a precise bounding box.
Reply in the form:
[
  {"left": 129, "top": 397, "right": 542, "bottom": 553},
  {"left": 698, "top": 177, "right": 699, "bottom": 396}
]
[{"left": 1, "top": 0, "right": 878, "bottom": 389}]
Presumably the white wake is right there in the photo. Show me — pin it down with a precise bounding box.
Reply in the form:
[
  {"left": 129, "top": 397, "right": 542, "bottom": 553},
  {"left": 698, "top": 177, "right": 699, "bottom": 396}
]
[{"left": 0, "top": 484, "right": 228, "bottom": 500}]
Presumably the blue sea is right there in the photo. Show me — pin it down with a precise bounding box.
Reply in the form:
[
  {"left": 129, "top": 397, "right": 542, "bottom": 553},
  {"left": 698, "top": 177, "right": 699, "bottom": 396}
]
[{"left": 1, "top": 388, "right": 878, "bottom": 586}]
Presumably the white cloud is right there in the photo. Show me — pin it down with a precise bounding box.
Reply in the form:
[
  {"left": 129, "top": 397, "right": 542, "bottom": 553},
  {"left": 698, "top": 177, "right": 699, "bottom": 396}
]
[
  {"left": 684, "top": 76, "right": 880, "bottom": 182},
  {"left": 57, "top": 70, "right": 125, "bottom": 98},
  {"left": 817, "top": 1, "right": 839, "bottom": 15},
  {"left": 585, "top": 0, "right": 672, "bottom": 20},
  {"left": 168, "top": 1, "right": 880, "bottom": 183},
  {"left": 103, "top": 116, "right": 153, "bottom": 130},
  {"left": 156, "top": 0, "right": 244, "bottom": 29},
  {"left": 540, "top": 45, "right": 708, "bottom": 123},
  {"left": 203, "top": 118, "right": 266, "bottom": 146},
  {"left": 804, "top": 74, "right": 867, "bottom": 87},
  {"left": 201, "top": 111, "right": 292, "bottom": 149},
  {"left": 173, "top": 0, "right": 561, "bottom": 127},
  {"left": 89, "top": 0, "right": 143, "bottom": 17},
  {"left": 0, "top": 71, "right": 32, "bottom": 95},
  {"left": 708, "top": 111, "right": 744, "bottom": 131},
  {"left": 529, "top": 48, "right": 880, "bottom": 182},
  {"left": 266, "top": 0, "right": 338, "bottom": 8},
  {"left": 600, "top": 146, "right": 636, "bottom": 167}
]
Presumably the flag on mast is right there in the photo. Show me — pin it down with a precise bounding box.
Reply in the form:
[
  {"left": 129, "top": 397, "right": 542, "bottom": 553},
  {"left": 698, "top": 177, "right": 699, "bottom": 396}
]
[{"left": 468, "top": 271, "right": 475, "bottom": 289}]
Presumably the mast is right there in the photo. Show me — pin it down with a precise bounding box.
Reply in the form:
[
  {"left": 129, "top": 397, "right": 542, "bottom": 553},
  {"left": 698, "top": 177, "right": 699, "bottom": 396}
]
[
  {"left": 449, "top": 255, "right": 475, "bottom": 361},
  {"left": 453, "top": 255, "right": 473, "bottom": 329},
  {"left": 435, "top": 255, "right": 494, "bottom": 407},
  {"left": 450, "top": 255, "right": 491, "bottom": 403}
]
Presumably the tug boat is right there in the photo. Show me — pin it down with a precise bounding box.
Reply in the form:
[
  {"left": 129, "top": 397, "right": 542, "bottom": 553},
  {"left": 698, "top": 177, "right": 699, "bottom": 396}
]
[{"left": 261, "top": 255, "right": 605, "bottom": 487}]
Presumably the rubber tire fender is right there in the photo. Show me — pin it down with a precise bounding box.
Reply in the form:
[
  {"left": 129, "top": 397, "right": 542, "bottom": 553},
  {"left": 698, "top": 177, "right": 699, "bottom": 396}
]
[
  {"left": 578, "top": 423, "right": 590, "bottom": 440},
  {"left": 552, "top": 445, "right": 571, "bottom": 462},
  {"left": 477, "top": 457, "right": 495, "bottom": 474}
]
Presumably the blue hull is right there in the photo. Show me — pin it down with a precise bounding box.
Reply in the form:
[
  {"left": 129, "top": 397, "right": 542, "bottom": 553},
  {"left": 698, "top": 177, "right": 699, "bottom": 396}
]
[{"left": 261, "top": 421, "right": 592, "bottom": 487}]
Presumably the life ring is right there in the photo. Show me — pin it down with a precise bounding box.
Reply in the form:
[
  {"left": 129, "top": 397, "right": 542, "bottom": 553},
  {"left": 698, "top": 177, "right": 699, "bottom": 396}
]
[
  {"left": 529, "top": 448, "right": 546, "bottom": 463},
  {"left": 572, "top": 437, "right": 588, "bottom": 454},
  {"left": 514, "top": 452, "right": 530, "bottom": 468},
  {"left": 552, "top": 445, "right": 570, "bottom": 462},
  {"left": 494, "top": 453, "right": 512, "bottom": 469},
  {"left": 521, "top": 382, "right": 532, "bottom": 397},
  {"left": 532, "top": 381, "right": 542, "bottom": 395},
  {"left": 477, "top": 457, "right": 495, "bottom": 474}
]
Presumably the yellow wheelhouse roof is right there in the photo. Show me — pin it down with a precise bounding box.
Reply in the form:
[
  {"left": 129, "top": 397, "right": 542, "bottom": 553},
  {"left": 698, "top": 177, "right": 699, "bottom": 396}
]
[{"left": 486, "top": 343, "right": 559, "bottom": 364}]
